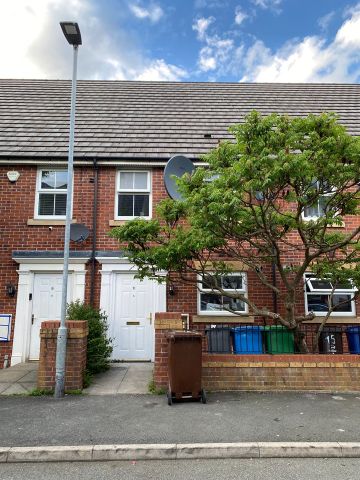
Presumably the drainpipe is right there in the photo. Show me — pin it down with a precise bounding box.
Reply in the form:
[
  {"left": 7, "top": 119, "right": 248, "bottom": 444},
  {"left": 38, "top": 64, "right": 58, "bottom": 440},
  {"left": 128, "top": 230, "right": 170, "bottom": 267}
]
[
  {"left": 272, "top": 248, "right": 278, "bottom": 316},
  {"left": 90, "top": 158, "right": 98, "bottom": 307}
]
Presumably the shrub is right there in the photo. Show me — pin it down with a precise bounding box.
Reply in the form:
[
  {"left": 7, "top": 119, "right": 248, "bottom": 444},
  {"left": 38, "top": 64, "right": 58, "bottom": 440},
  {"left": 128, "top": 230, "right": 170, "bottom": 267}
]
[{"left": 67, "top": 301, "right": 113, "bottom": 378}]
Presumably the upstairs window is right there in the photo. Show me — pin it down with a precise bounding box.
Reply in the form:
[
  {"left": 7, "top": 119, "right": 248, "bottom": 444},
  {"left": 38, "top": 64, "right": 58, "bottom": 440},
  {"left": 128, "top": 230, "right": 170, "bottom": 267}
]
[
  {"left": 35, "top": 169, "right": 67, "bottom": 218},
  {"left": 116, "top": 171, "right": 151, "bottom": 219},
  {"left": 198, "top": 273, "right": 248, "bottom": 315},
  {"left": 304, "top": 273, "right": 356, "bottom": 316},
  {"left": 303, "top": 180, "right": 334, "bottom": 220}
]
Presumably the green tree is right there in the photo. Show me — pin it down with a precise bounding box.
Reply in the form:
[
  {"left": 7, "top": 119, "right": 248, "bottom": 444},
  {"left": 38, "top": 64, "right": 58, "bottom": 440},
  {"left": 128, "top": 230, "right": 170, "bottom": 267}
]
[{"left": 110, "top": 112, "right": 360, "bottom": 352}]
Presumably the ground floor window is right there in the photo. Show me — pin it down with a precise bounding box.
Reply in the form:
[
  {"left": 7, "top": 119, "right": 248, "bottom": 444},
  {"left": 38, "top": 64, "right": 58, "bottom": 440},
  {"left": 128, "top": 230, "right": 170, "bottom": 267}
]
[
  {"left": 305, "top": 273, "right": 356, "bottom": 316},
  {"left": 198, "top": 273, "right": 247, "bottom": 314}
]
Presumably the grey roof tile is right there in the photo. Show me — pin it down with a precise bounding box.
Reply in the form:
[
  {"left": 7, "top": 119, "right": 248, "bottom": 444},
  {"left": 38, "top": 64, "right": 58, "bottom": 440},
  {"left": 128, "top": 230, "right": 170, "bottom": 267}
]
[{"left": 0, "top": 80, "right": 359, "bottom": 161}]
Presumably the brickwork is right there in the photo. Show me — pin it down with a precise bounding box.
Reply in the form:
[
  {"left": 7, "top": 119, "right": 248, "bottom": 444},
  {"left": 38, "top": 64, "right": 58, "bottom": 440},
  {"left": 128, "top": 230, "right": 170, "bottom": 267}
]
[
  {"left": 154, "top": 315, "right": 360, "bottom": 392},
  {"left": 0, "top": 165, "right": 168, "bottom": 366},
  {"left": 202, "top": 354, "right": 360, "bottom": 392},
  {"left": 154, "top": 312, "right": 183, "bottom": 388},
  {"left": 37, "top": 320, "right": 88, "bottom": 391},
  {"left": 1, "top": 162, "right": 360, "bottom": 376}
]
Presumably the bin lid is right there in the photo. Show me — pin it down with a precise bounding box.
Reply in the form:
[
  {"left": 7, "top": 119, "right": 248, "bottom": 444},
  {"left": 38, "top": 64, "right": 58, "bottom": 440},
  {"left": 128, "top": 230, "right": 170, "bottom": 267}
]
[
  {"left": 346, "top": 326, "right": 360, "bottom": 333},
  {"left": 262, "top": 325, "right": 289, "bottom": 331},
  {"left": 231, "top": 325, "right": 262, "bottom": 332},
  {"left": 166, "top": 331, "right": 203, "bottom": 340}
]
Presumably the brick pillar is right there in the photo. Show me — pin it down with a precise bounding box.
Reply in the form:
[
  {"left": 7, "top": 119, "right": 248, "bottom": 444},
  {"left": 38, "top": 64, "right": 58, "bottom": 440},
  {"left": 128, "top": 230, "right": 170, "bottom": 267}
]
[
  {"left": 37, "top": 320, "right": 88, "bottom": 392},
  {"left": 154, "top": 312, "right": 183, "bottom": 389}
]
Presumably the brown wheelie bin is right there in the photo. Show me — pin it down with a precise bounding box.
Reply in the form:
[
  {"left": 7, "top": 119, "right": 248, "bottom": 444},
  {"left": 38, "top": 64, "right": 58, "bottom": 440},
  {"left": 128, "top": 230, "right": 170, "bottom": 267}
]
[{"left": 166, "top": 331, "right": 206, "bottom": 405}]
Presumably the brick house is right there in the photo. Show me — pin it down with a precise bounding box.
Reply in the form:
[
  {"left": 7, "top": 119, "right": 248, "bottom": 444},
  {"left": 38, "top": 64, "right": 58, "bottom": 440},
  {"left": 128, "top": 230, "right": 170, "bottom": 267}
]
[{"left": 1, "top": 79, "right": 360, "bottom": 370}]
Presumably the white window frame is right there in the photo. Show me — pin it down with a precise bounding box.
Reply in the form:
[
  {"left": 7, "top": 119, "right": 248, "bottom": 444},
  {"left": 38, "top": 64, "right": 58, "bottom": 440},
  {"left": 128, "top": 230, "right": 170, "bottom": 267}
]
[
  {"left": 34, "top": 168, "right": 69, "bottom": 219},
  {"left": 304, "top": 273, "right": 356, "bottom": 317},
  {"left": 115, "top": 170, "right": 152, "bottom": 220},
  {"left": 302, "top": 180, "right": 335, "bottom": 221},
  {"left": 197, "top": 272, "right": 248, "bottom": 316}
]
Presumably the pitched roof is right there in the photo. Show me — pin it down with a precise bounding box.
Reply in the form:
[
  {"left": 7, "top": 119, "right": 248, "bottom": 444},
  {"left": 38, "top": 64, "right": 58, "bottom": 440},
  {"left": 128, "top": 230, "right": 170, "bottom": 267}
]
[{"left": 0, "top": 80, "right": 359, "bottom": 161}]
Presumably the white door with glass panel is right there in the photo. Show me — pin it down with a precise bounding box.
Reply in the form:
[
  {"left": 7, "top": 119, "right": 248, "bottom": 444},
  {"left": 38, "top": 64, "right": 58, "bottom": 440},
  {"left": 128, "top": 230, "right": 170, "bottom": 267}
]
[
  {"left": 112, "top": 274, "right": 154, "bottom": 360},
  {"left": 30, "top": 273, "right": 72, "bottom": 360}
]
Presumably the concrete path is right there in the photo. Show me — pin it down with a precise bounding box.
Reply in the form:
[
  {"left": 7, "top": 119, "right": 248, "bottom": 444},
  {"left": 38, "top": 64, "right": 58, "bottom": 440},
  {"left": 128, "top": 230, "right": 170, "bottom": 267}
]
[
  {"left": 0, "top": 362, "right": 38, "bottom": 395},
  {"left": 0, "top": 362, "right": 152, "bottom": 396},
  {"left": 84, "top": 363, "right": 153, "bottom": 395}
]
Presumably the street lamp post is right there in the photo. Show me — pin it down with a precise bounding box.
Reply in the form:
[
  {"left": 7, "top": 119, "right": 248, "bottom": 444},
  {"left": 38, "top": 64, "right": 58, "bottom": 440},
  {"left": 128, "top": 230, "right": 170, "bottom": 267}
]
[{"left": 54, "top": 22, "right": 82, "bottom": 399}]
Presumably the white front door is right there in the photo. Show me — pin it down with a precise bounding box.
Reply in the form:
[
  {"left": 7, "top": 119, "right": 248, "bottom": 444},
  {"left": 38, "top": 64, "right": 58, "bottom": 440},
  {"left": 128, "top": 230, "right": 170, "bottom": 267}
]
[
  {"left": 29, "top": 273, "right": 72, "bottom": 360},
  {"left": 111, "top": 274, "right": 155, "bottom": 361}
]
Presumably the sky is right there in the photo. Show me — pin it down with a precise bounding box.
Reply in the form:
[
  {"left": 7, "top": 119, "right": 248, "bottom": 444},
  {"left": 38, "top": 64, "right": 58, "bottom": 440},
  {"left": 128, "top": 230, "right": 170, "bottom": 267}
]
[{"left": 1, "top": 0, "right": 360, "bottom": 83}]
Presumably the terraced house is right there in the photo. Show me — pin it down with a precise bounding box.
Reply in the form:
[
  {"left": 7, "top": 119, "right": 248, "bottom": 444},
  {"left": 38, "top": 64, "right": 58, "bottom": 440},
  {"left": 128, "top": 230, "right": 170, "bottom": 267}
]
[{"left": 1, "top": 80, "right": 360, "bottom": 382}]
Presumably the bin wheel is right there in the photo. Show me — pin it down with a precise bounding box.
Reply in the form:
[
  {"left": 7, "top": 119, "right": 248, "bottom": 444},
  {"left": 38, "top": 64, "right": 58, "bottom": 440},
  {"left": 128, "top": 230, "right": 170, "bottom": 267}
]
[
  {"left": 167, "top": 390, "right": 173, "bottom": 406},
  {"left": 200, "top": 389, "right": 207, "bottom": 404}
]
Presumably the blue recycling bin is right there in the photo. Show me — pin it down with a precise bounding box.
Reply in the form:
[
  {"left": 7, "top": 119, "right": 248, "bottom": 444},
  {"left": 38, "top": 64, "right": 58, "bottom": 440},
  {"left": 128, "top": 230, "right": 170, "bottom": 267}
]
[
  {"left": 346, "top": 326, "right": 360, "bottom": 354},
  {"left": 231, "top": 326, "right": 263, "bottom": 354}
]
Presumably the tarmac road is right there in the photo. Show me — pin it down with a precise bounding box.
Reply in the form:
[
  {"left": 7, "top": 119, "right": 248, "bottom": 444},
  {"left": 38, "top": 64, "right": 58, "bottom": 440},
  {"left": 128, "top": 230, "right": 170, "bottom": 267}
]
[{"left": 1, "top": 458, "right": 360, "bottom": 480}]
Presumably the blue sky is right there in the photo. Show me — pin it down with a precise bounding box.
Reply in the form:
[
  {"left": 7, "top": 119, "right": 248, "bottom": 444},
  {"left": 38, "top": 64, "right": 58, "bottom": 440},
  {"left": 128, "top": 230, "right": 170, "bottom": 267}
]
[{"left": 1, "top": 0, "right": 360, "bottom": 82}]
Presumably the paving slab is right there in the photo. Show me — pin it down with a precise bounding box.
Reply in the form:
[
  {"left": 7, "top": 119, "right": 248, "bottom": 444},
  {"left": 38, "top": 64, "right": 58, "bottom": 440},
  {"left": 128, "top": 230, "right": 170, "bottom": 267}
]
[
  {"left": 1, "top": 384, "right": 30, "bottom": 395},
  {"left": 0, "top": 363, "right": 38, "bottom": 396},
  {"left": 84, "top": 363, "right": 153, "bottom": 395}
]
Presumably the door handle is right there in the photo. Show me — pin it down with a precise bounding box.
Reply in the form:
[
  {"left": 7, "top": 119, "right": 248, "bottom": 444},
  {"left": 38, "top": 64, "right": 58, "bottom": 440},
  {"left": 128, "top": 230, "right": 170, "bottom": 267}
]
[{"left": 31, "top": 314, "right": 35, "bottom": 325}]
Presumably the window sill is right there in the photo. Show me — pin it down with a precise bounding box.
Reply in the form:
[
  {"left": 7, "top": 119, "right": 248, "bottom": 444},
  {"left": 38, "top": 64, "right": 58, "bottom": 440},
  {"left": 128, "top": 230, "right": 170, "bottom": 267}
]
[
  {"left": 302, "top": 218, "right": 345, "bottom": 228},
  {"left": 109, "top": 219, "right": 151, "bottom": 226},
  {"left": 193, "top": 315, "right": 255, "bottom": 324},
  {"left": 27, "top": 219, "right": 77, "bottom": 226},
  {"left": 303, "top": 316, "right": 360, "bottom": 324},
  {"left": 109, "top": 220, "right": 127, "bottom": 226}
]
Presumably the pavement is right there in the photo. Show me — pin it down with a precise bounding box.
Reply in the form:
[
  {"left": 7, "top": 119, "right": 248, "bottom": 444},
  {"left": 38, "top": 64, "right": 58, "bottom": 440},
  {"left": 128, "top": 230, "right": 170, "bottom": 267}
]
[
  {"left": 0, "top": 361, "right": 153, "bottom": 396},
  {"left": 1, "top": 365, "right": 360, "bottom": 464},
  {"left": 0, "top": 391, "right": 360, "bottom": 447},
  {"left": 0, "top": 362, "right": 38, "bottom": 395}
]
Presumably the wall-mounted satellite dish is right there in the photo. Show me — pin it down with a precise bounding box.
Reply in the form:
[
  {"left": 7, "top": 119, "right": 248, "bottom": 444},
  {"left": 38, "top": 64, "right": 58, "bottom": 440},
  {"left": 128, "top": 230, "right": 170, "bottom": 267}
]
[
  {"left": 164, "top": 155, "right": 195, "bottom": 200},
  {"left": 70, "top": 223, "right": 90, "bottom": 243}
]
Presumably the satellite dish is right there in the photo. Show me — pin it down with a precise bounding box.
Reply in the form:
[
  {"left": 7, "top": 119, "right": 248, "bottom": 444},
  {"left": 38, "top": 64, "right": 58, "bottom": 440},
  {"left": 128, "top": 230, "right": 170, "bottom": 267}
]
[
  {"left": 164, "top": 155, "right": 195, "bottom": 200},
  {"left": 70, "top": 223, "right": 90, "bottom": 243}
]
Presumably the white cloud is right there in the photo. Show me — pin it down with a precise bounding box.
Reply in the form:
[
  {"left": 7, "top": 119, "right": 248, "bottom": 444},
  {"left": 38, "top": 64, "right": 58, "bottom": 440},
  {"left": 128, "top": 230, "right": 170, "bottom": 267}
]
[
  {"left": 335, "top": 7, "right": 360, "bottom": 47},
  {"left": 251, "top": 0, "right": 282, "bottom": 10},
  {"left": 199, "top": 47, "right": 217, "bottom": 71},
  {"left": 318, "top": 11, "right": 335, "bottom": 31},
  {"left": 234, "top": 6, "right": 247, "bottom": 25},
  {"left": 128, "top": 2, "right": 163, "bottom": 23},
  {"left": 240, "top": 6, "right": 360, "bottom": 83},
  {"left": 135, "top": 59, "right": 187, "bottom": 81},
  {"left": 192, "top": 17, "right": 214, "bottom": 40},
  {"left": 194, "top": 0, "right": 226, "bottom": 9},
  {"left": 192, "top": 16, "right": 235, "bottom": 74},
  {"left": 0, "top": 0, "right": 186, "bottom": 81}
]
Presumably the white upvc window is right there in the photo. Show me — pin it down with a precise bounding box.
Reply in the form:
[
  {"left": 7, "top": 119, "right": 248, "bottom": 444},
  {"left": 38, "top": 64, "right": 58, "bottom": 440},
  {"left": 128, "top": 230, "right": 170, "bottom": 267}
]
[
  {"left": 35, "top": 169, "right": 68, "bottom": 218},
  {"left": 303, "top": 180, "right": 334, "bottom": 220},
  {"left": 304, "top": 273, "right": 357, "bottom": 317},
  {"left": 115, "top": 171, "right": 151, "bottom": 219},
  {"left": 198, "top": 272, "right": 248, "bottom": 315}
]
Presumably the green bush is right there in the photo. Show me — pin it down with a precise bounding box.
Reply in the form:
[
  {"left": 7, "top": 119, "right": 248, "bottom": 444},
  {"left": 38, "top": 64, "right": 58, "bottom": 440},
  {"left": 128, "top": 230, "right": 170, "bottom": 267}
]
[{"left": 67, "top": 301, "right": 113, "bottom": 378}]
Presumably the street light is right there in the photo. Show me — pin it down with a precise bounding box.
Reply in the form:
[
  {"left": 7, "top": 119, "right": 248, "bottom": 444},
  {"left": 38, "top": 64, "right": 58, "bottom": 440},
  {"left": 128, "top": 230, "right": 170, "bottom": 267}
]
[{"left": 54, "top": 21, "right": 81, "bottom": 399}]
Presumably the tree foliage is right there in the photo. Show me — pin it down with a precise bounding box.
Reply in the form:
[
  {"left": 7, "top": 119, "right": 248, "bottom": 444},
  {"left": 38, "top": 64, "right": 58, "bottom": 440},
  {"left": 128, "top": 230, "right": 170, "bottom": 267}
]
[{"left": 110, "top": 112, "right": 360, "bottom": 349}]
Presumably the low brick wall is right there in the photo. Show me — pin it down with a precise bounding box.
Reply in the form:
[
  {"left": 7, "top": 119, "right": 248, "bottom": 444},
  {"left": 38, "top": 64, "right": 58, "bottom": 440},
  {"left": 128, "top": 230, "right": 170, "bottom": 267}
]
[
  {"left": 154, "top": 313, "right": 360, "bottom": 393},
  {"left": 37, "top": 320, "right": 88, "bottom": 392},
  {"left": 202, "top": 354, "right": 360, "bottom": 392}
]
